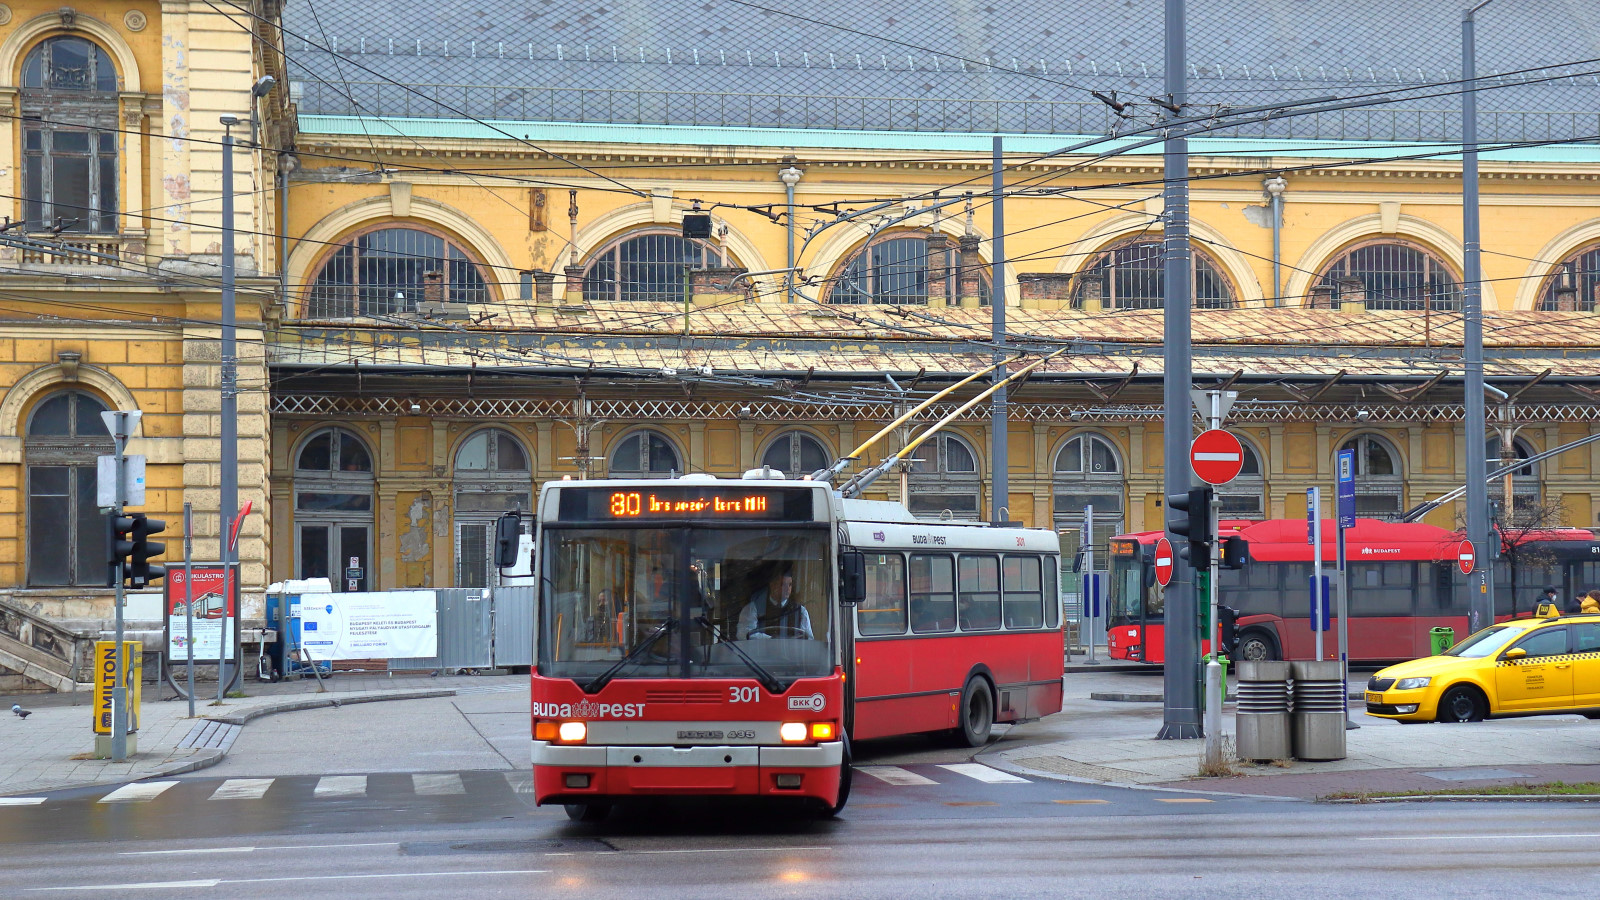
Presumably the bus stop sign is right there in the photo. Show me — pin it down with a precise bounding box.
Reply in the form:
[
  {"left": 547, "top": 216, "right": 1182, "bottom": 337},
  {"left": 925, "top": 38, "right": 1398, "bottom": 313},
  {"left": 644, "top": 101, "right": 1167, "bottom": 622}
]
[
  {"left": 1154, "top": 537, "right": 1175, "bottom": 587},
  {"left": 1190, "top": 429, "right": 1245, "bottom": 485},
  {"left": 1457, "top": 540, "right": 1475, "bottom": 575}
]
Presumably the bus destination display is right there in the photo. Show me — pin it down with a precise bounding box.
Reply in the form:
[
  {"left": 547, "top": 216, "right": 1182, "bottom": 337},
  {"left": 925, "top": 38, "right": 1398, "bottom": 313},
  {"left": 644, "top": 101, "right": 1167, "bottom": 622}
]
[{"left": 557, "top": 486, "right": 815, "bottom": 522}]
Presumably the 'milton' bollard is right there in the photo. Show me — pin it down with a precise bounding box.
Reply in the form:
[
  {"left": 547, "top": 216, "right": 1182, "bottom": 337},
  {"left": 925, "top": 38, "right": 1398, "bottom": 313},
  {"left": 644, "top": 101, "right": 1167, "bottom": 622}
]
[
  {"left": 1291, "top": 660, "right": 1347, "bottom": 761},
  {"left": 1235, "top": 660, "right": 1291, "bottom": 762}
]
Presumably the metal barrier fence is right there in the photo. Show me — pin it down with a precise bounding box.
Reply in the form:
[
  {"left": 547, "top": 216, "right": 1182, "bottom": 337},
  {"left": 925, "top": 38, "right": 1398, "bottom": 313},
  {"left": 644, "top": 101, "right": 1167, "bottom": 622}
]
[
  {"left": 388, "top": 588, "right": 493, "bottom": 671},
  {"left": 491, "top": 586, "right": 535, "bottom": 668}
]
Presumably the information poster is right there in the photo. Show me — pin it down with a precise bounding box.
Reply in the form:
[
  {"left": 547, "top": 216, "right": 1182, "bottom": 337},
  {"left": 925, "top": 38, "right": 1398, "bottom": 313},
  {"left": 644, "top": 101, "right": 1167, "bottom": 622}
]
[
  {"left": 165, "top": 565, "right": 237, "bottom": 662},
  {"left": 300, "top": 591, "right": 438, "bottom": 661}
]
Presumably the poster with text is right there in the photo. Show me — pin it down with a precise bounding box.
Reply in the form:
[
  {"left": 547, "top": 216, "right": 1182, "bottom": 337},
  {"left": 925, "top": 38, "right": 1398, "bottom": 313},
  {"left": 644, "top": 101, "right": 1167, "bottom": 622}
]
[
  {"left": 164, "top": 565, "right": 238, "bottom": 662},
  {"left": 300, "top": 591, "right": 438, "bottom": 661}
]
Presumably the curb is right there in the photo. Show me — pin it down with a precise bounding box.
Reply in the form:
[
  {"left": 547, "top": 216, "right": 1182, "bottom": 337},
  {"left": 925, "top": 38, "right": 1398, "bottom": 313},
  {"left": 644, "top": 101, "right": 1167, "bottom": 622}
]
[
  {"left": 2, "top": 688, "right": 459, "bottom": 798},
  {"left": 1323, "top": 793, "right": 1600, "bottom": 804},
  {"left": 978, "top": 749, "right": 1304, "bottom": 802},
  {"left": 1090, "top": 691, "right": 1364, "bottom": 703}
]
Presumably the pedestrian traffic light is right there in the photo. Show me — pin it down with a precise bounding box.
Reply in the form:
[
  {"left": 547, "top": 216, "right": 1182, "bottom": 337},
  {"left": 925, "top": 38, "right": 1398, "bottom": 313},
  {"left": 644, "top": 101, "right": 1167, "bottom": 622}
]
[
  {"left": 1219, "top": 535, "right": 1249, "bottom": 570},
  {"left": 1166, "top": 485, "right": 1214, "bottom": 570},
  {"left": 493, "top": 510, "right": 521, "bottom": 570},
  {"left": 128, "top": 514, "right": 166, "bottom": 588},
  {"left": 108, "top": 513, "right": 138, "bottom": 586},
  {"left": 1219, "top": 605, "right": 1240, "bottom": 655}
]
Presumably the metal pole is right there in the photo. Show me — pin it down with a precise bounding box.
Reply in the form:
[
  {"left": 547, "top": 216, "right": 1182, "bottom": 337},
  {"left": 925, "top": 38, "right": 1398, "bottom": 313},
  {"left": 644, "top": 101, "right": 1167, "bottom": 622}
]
[
  {"left": 1085, "top": 504, "right": 1096, "bottom": 665},
  {"left": 780, "top": 166, "right": 801, "bottom": 304},
  {"left": 220, "top": 121, "right": 239, "bottom": 703},
  {"left": 990, "top": 136, "right": 1009, "bottom": 525},
  {"left": 1310, "top": 487, "right": 1324, "bottom": 661},
  {"left": 1203, "top": 394, "right": 1223, "bottom": 767},
  {"left": 1336, "top": 501, "right": 1355, "bottom": 728},
  {"left": 184, "top": 503, "right": 195, "bottom": 718},
  {"left": 110, "top": 417, "right": 128, "bottom": 762},
  {"left": 1462, "top": 4, "right": 1493, "bottom": 631},
  {"left": 1158, "top": 0, "right": 1201, "bottom": 740}
]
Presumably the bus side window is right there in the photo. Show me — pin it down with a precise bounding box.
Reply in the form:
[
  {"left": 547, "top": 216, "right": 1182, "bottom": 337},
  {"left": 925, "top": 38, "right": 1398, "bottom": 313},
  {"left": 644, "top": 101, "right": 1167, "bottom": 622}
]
[
  {"left": 1044, "top": 558, "right": 1060, "bottom": 629},
  {"left": 958, "top": 555, "right": 1001, "bottom": 632},
  {"left": 859, "top": 553, "right": 908, "bottom": 636},
  {"left": 909, "top": 553, "right": 956, "bottom": 633},
  {"left": 1002, "top": 555, "right": 1043, "bottom": 629}
]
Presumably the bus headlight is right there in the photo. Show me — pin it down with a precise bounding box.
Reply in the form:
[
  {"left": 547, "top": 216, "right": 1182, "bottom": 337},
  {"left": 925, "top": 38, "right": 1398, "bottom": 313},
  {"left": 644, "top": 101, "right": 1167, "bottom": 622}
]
[
  {"left": 558, "top": 721, "right": 588, "bottom": 743},
  {"left": 779, "top": 722, "right": 808, "bottom": 743}
]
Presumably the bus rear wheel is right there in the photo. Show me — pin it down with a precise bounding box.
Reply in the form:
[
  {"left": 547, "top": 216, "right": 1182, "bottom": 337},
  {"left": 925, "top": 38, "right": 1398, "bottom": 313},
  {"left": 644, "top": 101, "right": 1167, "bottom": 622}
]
[
  {"left": 1235, "top": 630, "right": 1278, "bottom": 662},
  {"left": 564, "top": 801, "right": 611, "bottom": 823},
  {"left": 957, "top": 677, "right": 995, "bottom": 747}
]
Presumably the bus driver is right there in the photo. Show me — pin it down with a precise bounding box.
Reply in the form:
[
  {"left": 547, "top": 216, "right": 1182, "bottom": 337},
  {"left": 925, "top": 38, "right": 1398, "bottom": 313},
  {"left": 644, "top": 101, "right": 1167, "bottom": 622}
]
[{"left": 737, "top": 569, "right": 813, "bottom": 640}]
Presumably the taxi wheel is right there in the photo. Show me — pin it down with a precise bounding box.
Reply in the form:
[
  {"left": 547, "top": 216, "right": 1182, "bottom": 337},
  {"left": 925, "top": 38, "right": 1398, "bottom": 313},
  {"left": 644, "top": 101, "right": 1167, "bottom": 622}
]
[{"left": 1436, "top": 685, "right": 1487, "bottom": 723}]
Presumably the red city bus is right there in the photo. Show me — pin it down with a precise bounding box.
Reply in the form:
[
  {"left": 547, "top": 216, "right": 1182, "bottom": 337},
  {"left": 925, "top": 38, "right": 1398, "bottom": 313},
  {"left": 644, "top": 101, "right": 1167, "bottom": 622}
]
[
  {"left": 529, "top": 476, "right": 1063, "bottom": 820},
  {"left": 1106, "top": 518, "right": 1600, "bottom": 664}
]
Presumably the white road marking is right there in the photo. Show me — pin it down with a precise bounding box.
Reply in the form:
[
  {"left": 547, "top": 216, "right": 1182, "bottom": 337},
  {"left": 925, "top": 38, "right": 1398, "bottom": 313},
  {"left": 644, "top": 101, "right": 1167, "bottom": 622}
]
[
  {"left": 98, "top": 782, "right": 179, "bottom": 803},
  {"left": 120, "top": 847, "right": 254, "bottom": 856},
  {"left": 313, "top": 775, "right": 368, "bottom": 798},
  {"left": 120, "top": 841, "right": 398, "bottom": 857},
  {"left": 31, "top": 872, "right": 549, "bottom": 891},
  {"left": 628, "top": 847, "right": 829, "bottom": 855},
  {"left": 1359, "top": 833, "right": 1600, "bottom": 842},
  {"left": 31, "top": 880, "right": 222, "bottom": 891},
  {"left": 937, "top": 763, "right": 1030, "bottom": 784},
  {"left": 857, "top": 766, "right": 938, "bottom": 786},
  {"left": 503, "top": 771, "right": 535, "bottom": 794},
  {"left": 209, "top": 778, "right": 273, "bottom": 801},
  {"left": 0, "top": 797, "right": 45, "bottom": 806},
  {"left": 412, "top": 773, "right": 466, "bottom": 796}
]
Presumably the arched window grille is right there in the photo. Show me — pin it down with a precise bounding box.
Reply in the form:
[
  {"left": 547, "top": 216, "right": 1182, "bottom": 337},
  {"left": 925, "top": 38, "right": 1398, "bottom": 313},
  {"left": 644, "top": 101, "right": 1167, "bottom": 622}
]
[
  {"left": 1217, "top": 441, "right": 1266, "bottom": 518},
  {"left": 454, "top": 428, "right": 532, "bottom": 588},
  {"left": 908, "top": 433, "right": 981, "bottom": 519},
  {"left": 609, "top": 430, "right": 682, "bottom": 478},
  {"left": 21, "top": 36, "right": 119, "bottom": 233},
  {"left": 1317, "top": 241, "right": 1460, "bottom": 310},
  {"left": 1338, "top": 434, "right": 1405, "bottom": 519},
  {"left": 26, "top": 390, "right": 113, "bottom": 585},
  {"left": 1539, "top": 244, "right": 1600, "bottom": 311},
  {"left": 306, "top": 226, "right": 490, "bottom": 319},
  {"left": 582, "top": 231, "right": 727, "bottom": 303},
  {"left": 1071, "top": 238, "right": 1236, "bottom": 309},
  {"left": 1488, "top": 437, "right": 1540, "bottom": 515},
  {"left": 828, "top": 234, "right": 990, "bottom": 305},
  {"left": 293, "top": 428, "right": 374, "bottom": 591},
  {"left": 760, "top": 431, "right": 830, "bottom": 478}
]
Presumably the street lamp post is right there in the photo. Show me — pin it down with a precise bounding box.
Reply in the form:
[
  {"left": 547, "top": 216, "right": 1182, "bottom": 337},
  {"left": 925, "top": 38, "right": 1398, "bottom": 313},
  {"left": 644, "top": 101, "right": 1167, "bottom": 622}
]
[
  {"left": 218, "top": 115, "right": 240, "bottom": 700},
  {"left": 1463, "top": 2, "right": 1494, "bottom": 630}
]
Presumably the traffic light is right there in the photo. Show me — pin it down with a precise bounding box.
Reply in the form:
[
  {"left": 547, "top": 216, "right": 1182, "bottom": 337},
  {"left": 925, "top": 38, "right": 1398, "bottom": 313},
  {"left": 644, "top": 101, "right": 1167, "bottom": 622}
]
[
  {"left": 1219, "top": 605, "right": 1240, "bottom": 655},
  {"left": 127, "top": 514, "right": 167, "bottom": 588},
  {"left": 108, "top": 514, "right": 138, "bottom": 586},
  {"left": 493, "top": 510, "right": 521, "bottom": 569},
  {"left": 1219, "top": 535, "right": 1249, "bottom": 570},
  {"left": 1166, "top": 485, "right": 1214, "bottom": 570}
]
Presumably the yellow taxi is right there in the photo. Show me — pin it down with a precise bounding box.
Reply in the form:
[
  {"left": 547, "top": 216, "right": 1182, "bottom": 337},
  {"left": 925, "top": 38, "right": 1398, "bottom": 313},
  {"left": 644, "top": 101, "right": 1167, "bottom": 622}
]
[{"left": 1364, "top": 614, "right": 1600, "bottom": 723}]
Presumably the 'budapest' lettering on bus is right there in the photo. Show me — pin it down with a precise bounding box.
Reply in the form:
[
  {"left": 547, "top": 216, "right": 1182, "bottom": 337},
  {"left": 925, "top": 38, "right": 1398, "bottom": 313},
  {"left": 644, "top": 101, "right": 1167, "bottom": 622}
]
[{"left": 532, "top": 700, "right": 648, "bottom": 719}]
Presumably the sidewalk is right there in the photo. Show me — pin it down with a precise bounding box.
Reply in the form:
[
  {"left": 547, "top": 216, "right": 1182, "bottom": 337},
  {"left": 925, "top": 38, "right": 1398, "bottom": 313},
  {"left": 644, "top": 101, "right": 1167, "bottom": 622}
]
[
  {"left": 987, "top": 671, "right": 1600, "bottom": 799},
  {"left": 0, "top": 672, "right": 511, "bottom": 796}
]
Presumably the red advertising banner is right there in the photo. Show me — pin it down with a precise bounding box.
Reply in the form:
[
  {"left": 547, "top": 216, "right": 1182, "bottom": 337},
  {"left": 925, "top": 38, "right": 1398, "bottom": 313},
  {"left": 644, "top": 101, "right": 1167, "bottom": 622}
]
[{"left": 164, "top": 564, "right": 238, "bottom": 662}]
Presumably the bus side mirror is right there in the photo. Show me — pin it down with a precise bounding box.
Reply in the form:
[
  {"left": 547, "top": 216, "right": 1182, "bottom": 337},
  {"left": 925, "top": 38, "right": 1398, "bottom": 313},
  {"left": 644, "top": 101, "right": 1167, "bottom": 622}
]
[
  {"left": 493, "top": 511, "right": 521, "bottom": 569},
  {"left": 839, "top": 551, "right": 866, "bottom": 605}
]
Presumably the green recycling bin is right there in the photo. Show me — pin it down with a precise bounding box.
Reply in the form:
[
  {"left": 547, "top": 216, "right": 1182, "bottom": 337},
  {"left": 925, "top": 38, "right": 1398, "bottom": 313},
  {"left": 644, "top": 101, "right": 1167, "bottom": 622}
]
[{"left": 1429, "top": 626, "right": 1455, "bottom": 656}]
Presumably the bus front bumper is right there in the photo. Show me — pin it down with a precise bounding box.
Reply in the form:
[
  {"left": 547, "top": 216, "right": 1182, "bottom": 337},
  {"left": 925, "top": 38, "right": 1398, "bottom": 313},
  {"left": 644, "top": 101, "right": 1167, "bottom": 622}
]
[{"left": 531, "top": 740, "right": 843, "bottom": 805}]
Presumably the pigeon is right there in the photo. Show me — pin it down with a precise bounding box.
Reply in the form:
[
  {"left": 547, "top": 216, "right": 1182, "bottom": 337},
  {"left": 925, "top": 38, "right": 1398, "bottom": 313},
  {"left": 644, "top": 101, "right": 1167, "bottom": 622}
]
[{"left": 11, "top": 704, "right": 30, "bottom": 720}]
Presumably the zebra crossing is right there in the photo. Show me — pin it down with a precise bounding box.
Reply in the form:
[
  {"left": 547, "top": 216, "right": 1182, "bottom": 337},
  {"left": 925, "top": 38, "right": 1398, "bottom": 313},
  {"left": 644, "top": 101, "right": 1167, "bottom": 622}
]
[{"left": 857, "top": 763, "right": 1033, "bottom": 787}]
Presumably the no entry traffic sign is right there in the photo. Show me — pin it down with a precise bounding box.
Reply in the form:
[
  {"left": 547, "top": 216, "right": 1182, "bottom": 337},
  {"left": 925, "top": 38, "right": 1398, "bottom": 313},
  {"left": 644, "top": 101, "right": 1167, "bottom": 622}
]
[
  {"left": 1190, "top": 429, "right": 1245, "bottom": 485},
  {"left": 1456, "top": 540, "right": 1475, "bottom": 575},
  {"left": 1154, "top": 537, "right": 1175, "bottom": 587}
]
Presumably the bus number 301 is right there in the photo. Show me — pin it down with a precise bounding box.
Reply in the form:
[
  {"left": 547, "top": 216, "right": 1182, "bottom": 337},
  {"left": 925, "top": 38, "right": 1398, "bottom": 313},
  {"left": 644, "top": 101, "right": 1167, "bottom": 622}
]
[{"left": 729, "top": 686, "right": 760, "bottom": 703}]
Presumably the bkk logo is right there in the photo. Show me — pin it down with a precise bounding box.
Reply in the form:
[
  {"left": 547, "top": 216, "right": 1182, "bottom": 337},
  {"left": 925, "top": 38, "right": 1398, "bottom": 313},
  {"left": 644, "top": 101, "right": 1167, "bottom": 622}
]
[
  {"left": 787, "top": 692, "right": 827, "bottom": 712},
  {"left": 532, "top": 700, "right": 648, "bottom": 719}
]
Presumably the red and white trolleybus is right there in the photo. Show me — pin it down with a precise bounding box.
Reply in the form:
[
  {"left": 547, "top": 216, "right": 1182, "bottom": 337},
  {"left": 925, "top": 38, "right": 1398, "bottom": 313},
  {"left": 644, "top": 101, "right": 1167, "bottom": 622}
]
[{"left": 529, "top": 473, "right": 1062, "bottom": 819}]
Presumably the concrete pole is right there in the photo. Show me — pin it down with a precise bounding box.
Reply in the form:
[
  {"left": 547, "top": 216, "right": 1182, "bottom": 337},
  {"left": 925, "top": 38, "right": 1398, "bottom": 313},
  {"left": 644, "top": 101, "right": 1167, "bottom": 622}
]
[
  {"left": 990, "top": 136, "right": 1009, "bottom": 525},
  {"left": 219, "top": 119, "right": 239, "bottom": 702},
  {"left": 110, "top": 420, "right": 127, "bottom": 761},
  {"left": 779, "top": 166, "right": 802, "bottom": 304},
  {"left": 1158, "top": 0, "right": 1201, "bottom": 740},
  {"left": 184, "top": 503, "right": 195, "bottom": 718},
  {"left": 1462, "top": 4, "right": 1493, "bottom": 632}
]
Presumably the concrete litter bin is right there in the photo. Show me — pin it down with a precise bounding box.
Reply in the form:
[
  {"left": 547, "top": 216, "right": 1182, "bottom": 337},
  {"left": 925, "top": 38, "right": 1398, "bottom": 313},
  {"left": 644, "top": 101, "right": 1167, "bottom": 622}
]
[
  {"left": 1234, "top": 660, "right": 1292, "bottom": 762},
  {"left": 1290, "top": 660, "right": 1347, "bottom": 761}
]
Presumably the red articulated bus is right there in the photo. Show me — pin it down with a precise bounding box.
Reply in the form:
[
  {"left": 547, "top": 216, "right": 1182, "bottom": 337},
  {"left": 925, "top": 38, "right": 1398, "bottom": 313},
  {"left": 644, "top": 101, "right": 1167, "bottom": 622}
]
[
  {"left": 529, "top": 475, "right": 1063, "bottom": 820},
  {"left": 1106, "top": 518, "right": 1600, "bottom": 665}
]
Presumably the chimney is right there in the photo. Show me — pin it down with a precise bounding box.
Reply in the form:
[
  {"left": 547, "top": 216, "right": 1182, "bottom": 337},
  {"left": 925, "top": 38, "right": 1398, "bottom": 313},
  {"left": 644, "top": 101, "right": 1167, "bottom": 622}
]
[
  {"left": 925, "top": 233, "right": 952, "bottom": 308},
  {"left": 957, "top": 233, "right": 983, "bottom": 308},
  {"left": 422, "top": 270, "right": 445, "bottom": 303},
  {"left": 1554, "top": 269, "right": 1579, "bottom": 312},
  {"left": 1335, "top": 277, "right": 1366, "bottom": 313}
]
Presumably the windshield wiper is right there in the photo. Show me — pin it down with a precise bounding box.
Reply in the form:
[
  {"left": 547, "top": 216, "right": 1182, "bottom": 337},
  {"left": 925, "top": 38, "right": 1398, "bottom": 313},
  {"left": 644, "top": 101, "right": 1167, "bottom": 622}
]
[
  {"left": 583, "top": 619, "right": 676, "bottom": 694},
  {"left": 696, "top": 615, "right": 786, "bottom": 695}
]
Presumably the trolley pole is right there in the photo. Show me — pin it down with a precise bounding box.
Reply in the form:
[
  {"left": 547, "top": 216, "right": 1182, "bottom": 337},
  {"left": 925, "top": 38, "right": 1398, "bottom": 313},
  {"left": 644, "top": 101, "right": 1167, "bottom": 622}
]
[
  {"left": 219, "top": 117, "right": 240, "bottom": 705},
  {"left": 990, "top": 136, "right": 1009, "bottom": 526}
]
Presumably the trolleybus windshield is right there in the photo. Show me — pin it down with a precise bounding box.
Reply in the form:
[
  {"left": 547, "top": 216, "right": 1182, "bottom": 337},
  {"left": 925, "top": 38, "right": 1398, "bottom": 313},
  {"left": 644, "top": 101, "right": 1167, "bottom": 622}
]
[{"left": 540, "top": 525, "right": 833, "bottom": 685}]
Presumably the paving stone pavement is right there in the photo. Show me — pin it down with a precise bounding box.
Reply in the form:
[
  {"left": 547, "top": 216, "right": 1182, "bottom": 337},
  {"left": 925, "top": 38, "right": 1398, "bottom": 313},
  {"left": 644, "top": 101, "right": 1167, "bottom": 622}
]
[{"left": 0, "top": 672, "right": 512, "bottom": 796}]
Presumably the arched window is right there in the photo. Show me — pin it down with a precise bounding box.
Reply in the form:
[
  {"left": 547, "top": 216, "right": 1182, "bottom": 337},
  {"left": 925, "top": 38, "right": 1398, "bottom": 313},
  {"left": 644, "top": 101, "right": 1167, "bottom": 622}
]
[
  {"left": 25, "top": 390, "right": 113, "bottom": 586},
  {"left": 1051, "top": 433, "right": 1125, "bottom": 622},
  {"left": 306, "top": 226, "right": 490, "bottom": 319},
  {"left": 1317, "top": 241, "right": 1460, "bottom": 311},
  {"left": 1217, "top": 441, "right": 1266, "bottom": 518},
  {"left": 760, "top": 431, "right": 830, "bottom": 477},
  {"left": 1488, "top": 437, "right": 1540, "bottom": 516},
  {"left": 828, "top": 234, "right": 990, "bottom": 305},
  {"left": 454, "top": 428, "right": 532, "bottom": 588},
  {"left": 609, "top": 430, "right": 681, "bottom": 478},
  {"left": 1071, "top": 238, "right": 1236, "bottom": 309},
  {"left": 21, "top": 36, "right": 119, "bottom": 233},
  {"left": 1339, "top": 434, "right": 1404, "bottom": 519},
  {"left": 582, "top": 231, "right": 727, "bottom": 303},
  {"left": 1539, "top": 244, "right": 1600, "bottom": 311},
  {"left": 293, "top": 428, "right": 374, "bottom": 591},
  {"left": 909, "top": 433, "right": 981, "bottom": 519}
]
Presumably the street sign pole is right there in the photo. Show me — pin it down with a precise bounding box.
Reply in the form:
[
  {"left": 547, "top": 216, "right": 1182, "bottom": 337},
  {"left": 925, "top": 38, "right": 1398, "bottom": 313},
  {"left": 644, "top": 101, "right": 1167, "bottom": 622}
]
[
  {"left": 1084, "top": 504, "right": 1096, "bottom": 665},
  {"left": 1335, "top": 448, "right": 1358, "bottom": 730},
  {"left": 99, "top": 410, "right": 140, "bottom": 762},
  {"left": 1200, "top": 393, "right": 1225, "bottom": 769},
  {"left": 1309, "top": 486, "right": 1324, "bottom": 661},
  {"left": 183, "top": 502, "right": 195, "bottom": 719}
]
